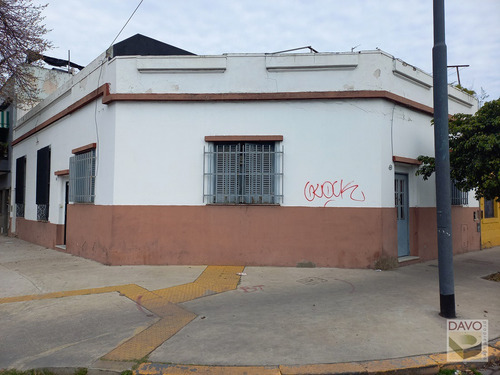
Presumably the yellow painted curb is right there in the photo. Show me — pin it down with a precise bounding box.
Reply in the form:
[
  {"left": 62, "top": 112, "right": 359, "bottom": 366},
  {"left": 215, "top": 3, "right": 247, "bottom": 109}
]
[
  {"left": 487, "top": 344, "right": 500, "bottom": 361},
  {"left": 362, "top": 355, "right": 439, "bottom": 373},
  {"left": 135, "top": 345, "right": 500, "bottom": 375},
  {"left": 135, "top": 363, "right": 281, "bottom": 375},
  {"left": 280, "top": 362, "right": 366, "bottom": 374}
]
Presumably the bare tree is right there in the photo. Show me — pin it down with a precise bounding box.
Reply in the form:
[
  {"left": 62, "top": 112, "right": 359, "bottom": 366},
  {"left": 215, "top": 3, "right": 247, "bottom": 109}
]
[{"left": 0, "top": 0, "right": 52, "bottom": 107}]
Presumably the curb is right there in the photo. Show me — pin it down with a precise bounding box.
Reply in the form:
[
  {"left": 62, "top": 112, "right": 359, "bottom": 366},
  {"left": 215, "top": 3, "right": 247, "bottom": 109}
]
[{"left": 132, "top": 341, "right": 500, "bottom": 375}]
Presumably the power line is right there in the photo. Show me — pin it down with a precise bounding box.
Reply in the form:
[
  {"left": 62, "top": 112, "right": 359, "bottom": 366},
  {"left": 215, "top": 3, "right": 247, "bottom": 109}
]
[{"left": 109, "top": 0, "right": 144, "bottom": 48}]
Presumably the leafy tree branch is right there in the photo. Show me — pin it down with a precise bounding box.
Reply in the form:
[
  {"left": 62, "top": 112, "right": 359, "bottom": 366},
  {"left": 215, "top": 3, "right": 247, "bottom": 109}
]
[
  {"left": 416, "top": 98, "right": 500, "bottom": 201},
  {"left": 0, "top": 0, "right": 52, "bottom": 107}
]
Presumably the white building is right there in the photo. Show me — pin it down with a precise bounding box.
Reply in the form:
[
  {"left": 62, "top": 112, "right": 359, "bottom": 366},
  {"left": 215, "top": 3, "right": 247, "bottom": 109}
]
[
  {"left": 9, "top": 34, "right": 480, "bottom": 268},
  {"left": 1, "top": 64, "right": 72, "bottom": 235}
]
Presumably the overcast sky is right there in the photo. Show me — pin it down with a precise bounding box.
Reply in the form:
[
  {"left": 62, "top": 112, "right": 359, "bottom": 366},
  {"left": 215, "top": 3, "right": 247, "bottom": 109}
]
[{"left": 36, "top": 0, "right": 500, "bottom": 100}]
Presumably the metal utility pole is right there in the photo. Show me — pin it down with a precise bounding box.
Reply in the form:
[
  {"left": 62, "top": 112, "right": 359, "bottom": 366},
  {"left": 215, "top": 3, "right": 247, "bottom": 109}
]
[{"left": 433, "top": 0, "right": 456, "bottom": 318}]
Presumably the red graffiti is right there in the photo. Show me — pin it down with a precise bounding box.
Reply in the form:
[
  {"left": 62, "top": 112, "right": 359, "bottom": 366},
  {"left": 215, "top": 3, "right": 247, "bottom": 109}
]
[
  {"left": 239, "top": 285, "right": 265, "bottom": 293},
  {"left": 304, "top": 179, "right": 366, "bottom": 207}
]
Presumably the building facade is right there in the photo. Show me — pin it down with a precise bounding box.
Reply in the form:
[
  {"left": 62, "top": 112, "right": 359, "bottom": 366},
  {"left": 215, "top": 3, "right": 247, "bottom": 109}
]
[
  {"left": 9, "top": 36, "right": 481, "bottom": 267},
  {"left": 1, "top": 65, "right": 72, "bottom": 235}
]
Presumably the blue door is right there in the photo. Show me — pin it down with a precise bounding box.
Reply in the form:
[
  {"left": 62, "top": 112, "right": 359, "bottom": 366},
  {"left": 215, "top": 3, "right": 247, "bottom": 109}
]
[{"left": 395, "top": 173, "right": 410, "bottom": 257}]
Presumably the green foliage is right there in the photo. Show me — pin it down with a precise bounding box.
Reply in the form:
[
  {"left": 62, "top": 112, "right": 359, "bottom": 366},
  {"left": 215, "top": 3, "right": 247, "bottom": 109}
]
[
  {"left": 416, "top": 98, "right": 500, "bottom": 201},
  {"left": 415, "top": 155, "right": 436, "bottom": 180},
  {"left": 436, "top": 369, "right": 457, "bottom": 375},
  {"left": 454, "top": 84, "right": 476, "bottom": 96}
]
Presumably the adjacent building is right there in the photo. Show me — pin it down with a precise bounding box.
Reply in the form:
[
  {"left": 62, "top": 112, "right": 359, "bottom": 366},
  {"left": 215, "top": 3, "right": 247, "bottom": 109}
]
[
  {"left": 1, "top": 65, "right": 72, "bottom": 235},
  {"left": 481, "top": 198, "right": 500, "bottom": 248},
  {"left": 8, "top": 34, "right": 481, "bottom": 267}
]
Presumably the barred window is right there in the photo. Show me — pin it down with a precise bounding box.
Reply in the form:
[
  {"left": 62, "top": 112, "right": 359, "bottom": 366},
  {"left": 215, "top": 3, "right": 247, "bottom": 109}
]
[
  {"left": 451, "top": 180, "right": 468, "bottom": 206},
  {"left": 69, "top": 149, "right": 96, "bottom": 203},
  {"left": 204, "top": 142, "right": 283, "bottom": 204},
  {"left": 15, "top": 156, "right": 26, "bottom": 218},
  {"left": 36, "top": 146, "right": 50, "bottom": 221}
]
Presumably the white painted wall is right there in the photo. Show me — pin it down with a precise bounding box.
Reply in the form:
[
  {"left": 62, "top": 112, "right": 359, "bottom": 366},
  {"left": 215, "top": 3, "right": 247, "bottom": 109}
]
[
  {"left": 113, "top": 52, "right": 477, "bottom": 115},
  {"left": 11, "top": 98, "right": 115, "bottom": 224},
  {"left": 112, "top": 99, "right": 389, "bottom": 207},
  {"left": 10, "top": 49, "right": 479, "bottom": 225}
]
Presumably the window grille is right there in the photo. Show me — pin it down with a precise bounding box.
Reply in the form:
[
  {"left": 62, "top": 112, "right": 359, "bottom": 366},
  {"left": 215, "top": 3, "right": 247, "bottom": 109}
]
[
  {"left": 16, "top": 204, "right": 24, "bottom": 218},
  {"left": 69, "top": 149, "right": 96, "bottom": 203},
  {"left": 204, "top": 142, "right": 283, "bottom": 204},
  {"left": 15, "top": 156, "right": 26, "bottom": 218},
  {"left": 451, "top": 180, "right": 468, "bottom": 206},
  {"left": 36, "top": 146, "right": 50, "bottom": 221}
]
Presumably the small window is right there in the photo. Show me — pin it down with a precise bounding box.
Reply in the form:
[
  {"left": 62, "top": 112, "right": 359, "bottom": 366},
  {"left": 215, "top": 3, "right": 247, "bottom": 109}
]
[
  {"left": 36, "top": 146, "right": 51, "bottom": 221},
  {"left": 69, "top": 149, "right": 96, "bottom": 203},
  {"left": 450, "top": 180, "right": 468, "bottom": 206},
  {"left": 204, "top": 141, "right": 283, "bottom": 204},
  {"left": 484, "top": 199, "right": 496, "bottom": 219}
]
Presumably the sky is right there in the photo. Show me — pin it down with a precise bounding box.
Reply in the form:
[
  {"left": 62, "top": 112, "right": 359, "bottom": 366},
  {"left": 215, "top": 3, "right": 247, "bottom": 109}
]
[{"left": 35, "top": 0, "right": 500, "bottom": 100}]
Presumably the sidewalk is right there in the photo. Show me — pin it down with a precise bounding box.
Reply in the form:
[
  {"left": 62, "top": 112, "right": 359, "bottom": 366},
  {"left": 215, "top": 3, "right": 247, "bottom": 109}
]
[{"left": 0, "top": 235, "right": 499, "bottom": 374}]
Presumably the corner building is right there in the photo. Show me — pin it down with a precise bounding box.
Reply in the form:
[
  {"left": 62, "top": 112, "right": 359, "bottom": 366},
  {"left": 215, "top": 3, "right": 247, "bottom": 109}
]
[{"left": 10, "top": 35, "right": 481, "bottom": 267}]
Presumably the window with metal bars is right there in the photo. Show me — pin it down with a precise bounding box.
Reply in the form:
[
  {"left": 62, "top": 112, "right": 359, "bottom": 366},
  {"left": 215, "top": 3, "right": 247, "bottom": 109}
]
[
  {"left": 204, "top": 142, "right": 283, "bottom": 204},
  {"left": 15, "top": 156, "right": 26, "bottom": 217},
  {"left": 450, "top": 180, "right": 468, "bottom": 206},
  {"left": 69, "top": 149, "right": 96, "bottom": 203},
  {"left": 36, "top": 146, "right": 50, "bottom": 221}
]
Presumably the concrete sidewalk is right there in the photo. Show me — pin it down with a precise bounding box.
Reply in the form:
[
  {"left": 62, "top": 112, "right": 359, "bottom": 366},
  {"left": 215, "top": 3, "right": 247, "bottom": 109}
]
[{"left": 0, "top": 235, "right": 499, "bottom": 374}]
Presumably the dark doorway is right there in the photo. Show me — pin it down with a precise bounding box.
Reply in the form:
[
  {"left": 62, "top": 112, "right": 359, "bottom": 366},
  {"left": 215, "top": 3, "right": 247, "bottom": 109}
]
[{"left": 64, "top": 181, "right": 69, "bottom": 245}]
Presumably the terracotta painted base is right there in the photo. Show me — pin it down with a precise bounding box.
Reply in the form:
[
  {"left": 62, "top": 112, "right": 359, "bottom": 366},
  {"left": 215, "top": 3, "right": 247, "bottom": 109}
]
[
  {"left": 62, "top": 205, "right": 397, "bottom": 268},
  {"left": 13, "top": 205, "right": 481, "bottom": 268},
  {"left": 15, "top": 218, "right": 64, "bottom": 249},
  {"left": 409, "top": 206, "right": 481, "bottom": 261}
]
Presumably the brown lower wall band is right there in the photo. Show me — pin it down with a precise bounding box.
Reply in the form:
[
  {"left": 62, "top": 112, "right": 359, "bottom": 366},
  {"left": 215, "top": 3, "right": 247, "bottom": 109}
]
[{"left": 15, "top": 205, "right": 480, "bottom": 268}]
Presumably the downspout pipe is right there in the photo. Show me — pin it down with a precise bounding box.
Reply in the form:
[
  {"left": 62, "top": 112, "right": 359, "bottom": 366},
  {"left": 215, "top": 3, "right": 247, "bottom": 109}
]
[{"left": 433, "top": 0, "right": 456, "bottom": 318}]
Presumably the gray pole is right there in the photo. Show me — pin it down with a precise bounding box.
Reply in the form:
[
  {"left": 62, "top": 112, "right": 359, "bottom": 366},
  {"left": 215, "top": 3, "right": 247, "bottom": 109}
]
[{"left": 433, "top": 0, "right": 456, "bottom": 318}]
